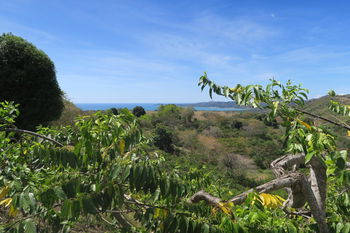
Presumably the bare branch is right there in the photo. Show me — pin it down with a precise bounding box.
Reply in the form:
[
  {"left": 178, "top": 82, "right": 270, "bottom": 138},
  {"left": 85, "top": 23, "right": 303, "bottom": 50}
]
[
  {"left": 189, "top": 173, "right": 303, "bottom": 206},
  {"left": 229, "top": 173, "right": 303, "bottom": 205},
  {"left": 189, "top": 190, "right": 222, "bottom": 205},
  {"left": 270, "top": 154, "right": 305, "bottom": 177}
]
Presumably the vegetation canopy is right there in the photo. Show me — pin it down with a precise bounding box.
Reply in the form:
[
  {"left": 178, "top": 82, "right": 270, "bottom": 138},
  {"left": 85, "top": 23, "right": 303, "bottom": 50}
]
[
  {"left": 0, "top": 74, "right": 349, "bottom": 233},
  {"left": 132, "top": 106, "right": 146, "bottom": 117},
  {"left": 0, "top": 33, "right": 64, "bottom": 130}
]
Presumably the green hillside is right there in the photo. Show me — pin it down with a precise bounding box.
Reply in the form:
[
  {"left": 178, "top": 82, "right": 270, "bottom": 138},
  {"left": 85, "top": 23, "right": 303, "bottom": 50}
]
[
  {"left": 303, "top": 94, "right": 350, "bottom": 149},
  {"left": 50, "top": 99, "right": 84, "bottom": 126},
  {"left": 304, "top": 94, "right": 350, "bottom": 115}
]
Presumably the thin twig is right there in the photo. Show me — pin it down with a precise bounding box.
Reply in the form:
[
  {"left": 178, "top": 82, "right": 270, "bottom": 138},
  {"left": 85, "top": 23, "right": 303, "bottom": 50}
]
[
  {"left": 337, "top": 187, "right": 350, "bottom": 196},
  {"left": 283, "top": 208, "right": 311, "bottom": 219},
  {"left": 105, "top": 210, "right": 135, "bottom": 214},
  {"left": 295, "top": 108, "right": 350, "bottom": 131}
]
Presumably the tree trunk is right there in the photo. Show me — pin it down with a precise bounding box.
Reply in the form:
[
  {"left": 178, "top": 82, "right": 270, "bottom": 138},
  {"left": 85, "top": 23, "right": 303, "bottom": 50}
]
[{"left": 189, "top": 153, "right": 329, "bottom": 233}]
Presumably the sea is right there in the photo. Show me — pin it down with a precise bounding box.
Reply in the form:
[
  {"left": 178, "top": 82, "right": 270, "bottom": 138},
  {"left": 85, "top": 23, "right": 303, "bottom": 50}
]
[{"left": 75, "top": 103, "right": 248, "bottom": 112}]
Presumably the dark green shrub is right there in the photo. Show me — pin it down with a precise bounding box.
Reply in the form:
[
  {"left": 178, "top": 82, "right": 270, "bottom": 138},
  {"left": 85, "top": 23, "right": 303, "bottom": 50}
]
[
  {"left": 219, "top": 118, "right": 244, "bottom": 131},
  {"left": 153, "top": 124, "right": 176, "bottom": 153},
  {"left": 226, "top": 169, "right": 259, "bottom": 188},
  {"left": 0, "top": 33, "right": 64, "bottom": 130},
  {"left": 132, "top": 106, "right": 146, "bottom": 117},
  {"left": 110, "top": 107, "right": 119, "bottom": 115}
]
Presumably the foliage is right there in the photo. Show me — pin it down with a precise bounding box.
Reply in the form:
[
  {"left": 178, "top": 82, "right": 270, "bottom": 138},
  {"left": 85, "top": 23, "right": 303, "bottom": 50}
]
[
  {"left": 153, "top": 124, "right": 177, "bottom": 153},
  {"left": 199, "top": 73, "right": 350, "bottom": 232},
  {"left": 132, "top": 106, "right": 146, "bottom": 117},
  {"left": 0, "top": 103, "right": 192, "bottom": 232},
  {"left": 109, "top": 107, "right": 119, "bottom": 116},
  {"left": 0, "top": 101, "right": 303, "bottom": 233},
  {"left": 1, "top": 75, "right": 350, "bottom": 232},
  {"left": 199, "top": 73, "right": 329, "bottom": 161},
  {"left": 0, "top": 33, "right": 64, "bottom": 130},
  {"left": 50, "top": 99, "right": 84, "bottom": 127}
]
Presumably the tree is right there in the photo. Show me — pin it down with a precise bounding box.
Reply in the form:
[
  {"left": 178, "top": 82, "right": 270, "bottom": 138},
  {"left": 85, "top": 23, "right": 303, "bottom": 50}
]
[
  {"left": 0, "top": 93, "right": 349, "bottom": 232},
  {"left": 0, "top": 33, "right": 64, "bottom": 130},
  {"left": 195, "top": 73, "right": 350, "bottom": 233},
  {"left": 109, "top": 107, "right": 119, "bottom": 115},
  {"left": 153, "top": 123, "right": 176, "bottom": 153},
  {"left": 132, "top": 106, "right": 146, "bottom": 117},
  {"left": 155, "top": 104, "right": 182, "bottom": 126}
]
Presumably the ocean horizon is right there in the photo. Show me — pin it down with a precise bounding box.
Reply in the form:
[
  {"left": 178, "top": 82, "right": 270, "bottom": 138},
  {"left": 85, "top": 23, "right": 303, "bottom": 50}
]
[{"left": 75, "top": 103, "right": 248, "bottom": 112}]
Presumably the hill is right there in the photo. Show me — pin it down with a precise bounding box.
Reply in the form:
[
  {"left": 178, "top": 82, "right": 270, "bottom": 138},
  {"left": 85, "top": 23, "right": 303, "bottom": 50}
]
[
  {"left": 303, "top": 94, "right": 350, "bottom": 149},
  {"left": 50, "top": 99, "right": 84, "bottom": 126},
  {"left": 178, "top": 101, "right": 249, "bottom": 108},
  {"left": 304, "top": 94, "right": 350, "bottom": 115}
]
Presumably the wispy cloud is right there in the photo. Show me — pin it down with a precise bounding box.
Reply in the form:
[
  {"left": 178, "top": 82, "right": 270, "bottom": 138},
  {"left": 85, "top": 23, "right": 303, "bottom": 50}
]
[
  {"left": 0, "top": 18, "right": 56, "bottom": 44},
  {"left": 191, "top": 13, "right": 277, "bottom": 42},
  {"left": 2, "top": 1, "right": 350, "bottom": 102},
  {"left": 134, "top": 12, "right": 278, "bottom": 84}
]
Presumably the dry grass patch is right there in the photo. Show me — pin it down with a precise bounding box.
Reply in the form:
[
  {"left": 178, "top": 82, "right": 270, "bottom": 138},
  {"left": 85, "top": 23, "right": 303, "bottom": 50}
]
[{"left": 197, "top": 134, "right": 222, "bottom": 151}]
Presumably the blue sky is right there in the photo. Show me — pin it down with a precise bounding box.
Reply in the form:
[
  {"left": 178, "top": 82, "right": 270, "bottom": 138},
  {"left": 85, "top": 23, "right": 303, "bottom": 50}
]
[{"left": 1, "top": 0, "right": 350, "bottom": 103}]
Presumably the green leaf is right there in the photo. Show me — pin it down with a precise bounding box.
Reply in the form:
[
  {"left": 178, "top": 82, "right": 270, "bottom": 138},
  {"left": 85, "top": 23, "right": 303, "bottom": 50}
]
[
  {"left": 328, "top": 90, "right": 336, "bottom": 96},
  {"left": 71, "top": 200, "right": 81, "bottom": 219},
  {"left": 305, "top": 151, "right": 316, "bottom": 164},
  {"left": 122, "top": 165, "right": 131, "bottom": 182},
  {"left": 202, "top": 223, "right": 210, "bottom": 233},
  {"left": 40, "top": 189, "right": 56, "bottom": 208},
  {"left": 337, "top": 222, "right": 344, "bottom": 233},
  {"left": 153, "top": 188, "right": 160, "bottom": 202},
  {"left": 336, "top": 157, "right": 346, "bottom": 170},
  {"left": 109, "top": 164, "right": 121, "bottom": 180},
  {"left": 287, "top": 223, "right": 297, "bottom": 233},
  {"left": 54, "top": 187, "right": 67, "bottom": 200},
  {"left": 23, "top": 219, "right": 36, "bottom": 233},
  {"left": 61, "top": 200, "right": 72, "bottom": 219},
  {"left": 179, "top": 216, "right": 189, "bottom": 233},
  {"left": 19, "top": 193, "right": 31, "bottom": 212},
  {"left": 342, "top": 223, "right": 350, "bottom": 233},
  {"left": 82, "top": 198, "right": 97, "bottom": 214}
]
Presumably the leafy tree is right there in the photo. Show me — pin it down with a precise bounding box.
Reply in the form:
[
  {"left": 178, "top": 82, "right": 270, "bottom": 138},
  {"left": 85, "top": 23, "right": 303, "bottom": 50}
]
[
  {"left": 0, "top": 33, "right": 63, "bottom": 130},
  {"left": 132, "top": 106, "right": 146, "bottom": 117},
  {"left": 155, "top": 104, "right": 182, "bottom": 126},
  {"left": 109, "top": 107, "right": 119, "bottom": 115},
  {"left": 1, "top": 77, "right": 350, "bottom": 232},
  {"left": 197, "top": 73, "right": 350, "bottom": 233},
  {"left": 153, "top": 123, "right": 176, "bottom": 153}
]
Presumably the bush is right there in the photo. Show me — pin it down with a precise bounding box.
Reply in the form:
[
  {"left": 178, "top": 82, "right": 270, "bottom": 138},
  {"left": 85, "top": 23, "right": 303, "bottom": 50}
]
[
  {"left": 180, "top": 107, "right": 194, "bottom": 125},
  {"left": 110, "top": 107, "right": 119, "bottom": 115},
  {"left": 219, "top": 118, "right": 243, "bottom": 130},
  {"left": 153, "top": 124, "right": 176, "bottom": 153},
  {"left": 0, "top": 33, "right": 64, "bottom": 130},
  {"left": 132, "top": 106, "right": 146, "bottom": 117},
  {"left": 156, "top": 104, "right": 182, "bottom": 126}
]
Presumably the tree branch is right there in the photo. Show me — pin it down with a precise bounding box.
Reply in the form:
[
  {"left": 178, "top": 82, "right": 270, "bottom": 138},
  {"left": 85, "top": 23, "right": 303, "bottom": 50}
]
[
  {"left": 296, "top": 108, "right": 350, "bottom": 131},
  {"left": 1, "top": 128, "right": 63, "bottom": 147},
  {"left": 189, "top": 173, "right": 303, "bottom": 206}
]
